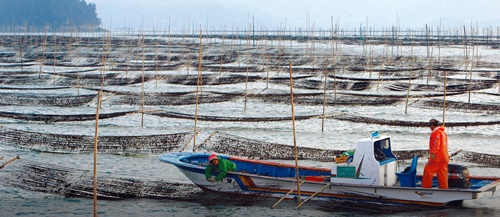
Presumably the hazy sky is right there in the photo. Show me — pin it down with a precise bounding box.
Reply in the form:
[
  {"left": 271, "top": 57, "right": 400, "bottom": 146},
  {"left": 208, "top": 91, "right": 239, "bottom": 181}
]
[{"left": 89, "top": 0, "right": 500, "bottom": 30}]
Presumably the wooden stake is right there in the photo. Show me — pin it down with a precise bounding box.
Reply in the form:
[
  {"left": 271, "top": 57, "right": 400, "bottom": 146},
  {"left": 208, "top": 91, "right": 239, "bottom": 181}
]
[
  {"left": 377, "top": 36, "right": 388, "bottom": 91},
  {"left": 141, "top": 36, "right": 145, "bottom": 127},
  {"left": 39, "top": 29, "right": 48, "bottom": 78},
  {"left": 468, "top": 45, "right": 474, "bottom": 104},
  {"left": 288, "top": 62, "right": 301, "bottom": 204},
  {"left": 405, "top": 35, "right": 414, "bottom": 115},
  {"left": 219, "top": 25, "right": 226, "bottom": 78},
  {"left": 438, "top": 21, "right": 442, "bottom": 64},
  {"left": 427, "top": 46, "right": 433, "bottom": 85},
  {"left": 93, "top": 90, "right": 102, "bottom": 217},
  {"left": 100, "top": 30, "right": 107, "bottom": 91},
  {"left": 271, "top": 179, "right": 305, "bottom": 209},
  {"left": 331, "top": 16, "right": 338, "bottom": 101},
  {"left": 443, "top": 70, "right": 447, "bottom": 125},
  {"left": 244, "top": 26, "right": 250, "bottom": 111},
  {"left": 321, "top": 54, "right": 328, "bottom": 132},
  {"left": 53, "top": 33, "right": 56, "bottom": 85},
  {"left": 155, "top": 36, "right": 159, "bottom": 87},
  {"left": 183, "top": 27, "right": 190, "bottom": 75},
  {"left": 75, "top": 30, "right": 81, "bottom": 96},
  {"left": 295, "top": 183, "right": 331, "bottom": 209},
  {"left": 277, "top": 30, "right": 282, "bottom": 76},
  {"left": 168, "top": 17, "right": 171, "bottom": 65},
  {"left": 19, "top": 36, "right": 24, "bottom": 72},
  {"left": 0, "top": 156, "right": 20, "bottom": 169}
]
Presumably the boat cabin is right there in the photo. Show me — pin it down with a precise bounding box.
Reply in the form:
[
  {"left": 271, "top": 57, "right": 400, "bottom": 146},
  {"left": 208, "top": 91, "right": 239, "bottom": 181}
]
[{"left": 331, "top": 133, "right": 398, "bottom": 186}]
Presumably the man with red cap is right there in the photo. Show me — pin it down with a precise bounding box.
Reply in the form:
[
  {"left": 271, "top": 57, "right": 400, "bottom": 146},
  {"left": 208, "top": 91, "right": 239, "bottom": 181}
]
[
  {"left": 422, "top": 119, "right": 449, "bottom": 189},
  {"left": 205, "top": 153, "right": 236, "bottom": 183}
]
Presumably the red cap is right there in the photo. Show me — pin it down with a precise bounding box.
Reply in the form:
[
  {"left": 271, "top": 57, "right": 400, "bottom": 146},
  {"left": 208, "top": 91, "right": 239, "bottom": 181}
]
[{"left": 208, "top": 153, "right": 218, "bottom": 162}]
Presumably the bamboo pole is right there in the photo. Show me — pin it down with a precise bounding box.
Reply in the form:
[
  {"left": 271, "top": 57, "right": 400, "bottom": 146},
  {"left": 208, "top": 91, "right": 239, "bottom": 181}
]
[
  {"left": 377, "top": 38, "right": 387, "bottom": 92},
  {"left": 75, "top": 29, "right": 81, "bottom": 96},
  {"left": 368, "top": 40, "right": 373, "bottom": 78},
  {"left": 93, "top": 90, "right": 102, "bottom": 217},
  {"left": 438, "top": 21, "right": 442, "bottom": 64},
  {"left": 288, "top": 62, "right": 301, "bottom": 204},
  {"left": 259, "top": 29, "right": 270, "bottom": 88},
  {"left": 141, "top": 36, "right": 146, "bottom": 127},
  {"left": 463, "top": 26, "right": 469, "bottom": 80},
  {"left": 183, "top": 27, "right": 189, "bottom": 75},
  {"left": 219, "top": 25, "right": 226, "bottom": 78},
  {"left": 271, "top": 179, "right": 305, "bottom": 209},
  {"left": 295, "top": 183, "right": 331, "bottom": 209},
  {"left": 19, "top": 36, "right": 24, "bottom": 72},
  {"left": 194, "top": 130, "right": 218, "bottom": 150},
  {"left": 443, "top": 70, "right": 447, "bottom": 125},
  {"left": 155, "top": 36, "right": 159, "bottom": 87},
  {"left": 426, "top": 24, "right": 430, "bottom": 59},
  {"left": 404, "top": 35, "right": 414, "bottom": 115},
  {"left": 192, "top": 28, "right": 203, "bottom": 153},
  {"left": 277, "top": 30, "right": 282, "bottom": 76},
  {"left": 0, "top": 156, "right": 20, "bottom": 169},
  {"left": 468, "top": 45, "right": 474, "bottom": 104},
  {"left": 68, "top": 30, "right": 73, "bottom": 62},
  {"left": 266, "top": 52, "right": 270, "bottom": 89},
  {"left": 331, "top": 16, "right": 338, "bottom": 101},
  {"left": 168, "top": 17, "right": 171, "bottom": 65},
  {"left": 321, "top": 54, "right": 328, "bottom": 132},
  {"left": 53, "top": 33, "right": 57, "bottom": 85},
  {"left": 244, "top": 26, "right": 250, "bottom": 111},
  {"left": 100, "top": 30, "right": 107, "bottom": 91},
  {"left": 427, "top": 46, "right": 433, "bottom": 85},
  {"left": 182, "top": 130, "right": 198, "bottom": 152},
  {"left": 125, "top": 35, "right": 132, "bottom": 78},
  {"left": 230, "top": 24, "right": 235, "bottom": 53},
  {"left": 39, "top": 29, "right": 48, "bottom": 78}
]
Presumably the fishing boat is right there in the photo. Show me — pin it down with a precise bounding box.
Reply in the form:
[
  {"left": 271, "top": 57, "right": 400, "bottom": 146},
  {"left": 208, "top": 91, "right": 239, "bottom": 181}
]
[{"left": 159, "top": 133, "right": 500, "bottom": 207}]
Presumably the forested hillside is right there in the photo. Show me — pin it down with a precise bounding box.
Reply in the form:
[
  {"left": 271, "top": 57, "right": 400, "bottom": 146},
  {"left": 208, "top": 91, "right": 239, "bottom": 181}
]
[{"left": 0, "top": 0, "right": 101, "bottom": 30}]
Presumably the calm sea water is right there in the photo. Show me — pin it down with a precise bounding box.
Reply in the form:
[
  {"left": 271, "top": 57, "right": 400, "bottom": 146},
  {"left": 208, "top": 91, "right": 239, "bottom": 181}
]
[
  {"left": 1, "top": 41, "right": 499, "bottom": 216},
  {"left": 1, "top": 96, "right": 500, "bottom": 216},
  {"left": 1, "top": 149, "right": 499, "bottom": 217},
  {"left": 1, "top": 96, "right": 500, "bottom": 217}
]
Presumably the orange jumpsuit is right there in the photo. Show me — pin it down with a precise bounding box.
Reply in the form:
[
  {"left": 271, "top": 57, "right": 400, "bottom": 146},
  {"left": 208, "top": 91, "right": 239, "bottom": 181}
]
[{"left": 422, "top": 126, "right": 449, "bottom": 189}]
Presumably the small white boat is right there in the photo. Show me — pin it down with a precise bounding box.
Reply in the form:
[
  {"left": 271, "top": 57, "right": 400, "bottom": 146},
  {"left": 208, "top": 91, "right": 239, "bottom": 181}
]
[{"left": 160, "top": 134, "right": 500, "bottom": 207}]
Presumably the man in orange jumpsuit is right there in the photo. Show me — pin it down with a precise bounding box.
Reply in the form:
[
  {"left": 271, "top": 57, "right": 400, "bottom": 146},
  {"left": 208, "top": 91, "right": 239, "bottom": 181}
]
[{"left": 422, "top": 119, "right": 449, "bottom": 189}]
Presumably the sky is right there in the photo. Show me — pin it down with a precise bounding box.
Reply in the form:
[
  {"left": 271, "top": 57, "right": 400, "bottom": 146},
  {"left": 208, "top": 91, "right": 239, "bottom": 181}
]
[{"left": 89, "top": 0, "right": 500, "bottom": 31}]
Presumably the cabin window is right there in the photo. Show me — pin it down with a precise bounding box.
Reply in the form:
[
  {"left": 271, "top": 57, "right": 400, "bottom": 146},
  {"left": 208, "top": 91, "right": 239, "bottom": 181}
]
[{"left": 373, "top": 138, "right": 396, "bottom": 164}]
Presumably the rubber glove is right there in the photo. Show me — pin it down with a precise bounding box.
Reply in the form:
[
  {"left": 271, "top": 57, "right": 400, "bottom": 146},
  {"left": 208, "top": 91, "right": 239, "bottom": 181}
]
[{"left": 207, "top": 177, "right": 216, "bottom": 183}]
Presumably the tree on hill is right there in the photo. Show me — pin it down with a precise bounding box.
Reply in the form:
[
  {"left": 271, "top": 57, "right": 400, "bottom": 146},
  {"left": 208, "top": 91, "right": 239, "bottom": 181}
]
[{"left": 0, "top": 0, "right": 101, "bottom": 30}]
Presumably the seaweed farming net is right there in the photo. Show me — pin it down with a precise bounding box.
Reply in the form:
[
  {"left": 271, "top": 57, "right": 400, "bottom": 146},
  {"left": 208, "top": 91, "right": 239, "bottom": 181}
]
[
  {"left": 0, "top": 128, "right": 193, "bottom": 155},
  {"left": 0, "top": 93, "right": 96, "bottom": 107},
  {"left": 422, "top": 99, "right": 500, "bottom": 114},
  {"left": 254, "top": 93, "right": 401, "bottom": 106},
  {"left": 0, "top": 110, "right": 136, "bottom": 122},
  {"left": 453, "top": 150, "right": 500, "bottom": 168},
  {"left": 151, "top": 111, "right": 322, "bottom": 122},
  {"left": 108, "top": 92, "right": 240, "bottom": 106},
  {"left": 0, "top": 160, "right": 202, "bottom": 200},
  {"left": 197, "top": 131, "right": 345, "bottom": 161},
  {"left": 196, "top": 131, "right": 500, "bottom": 166}
]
